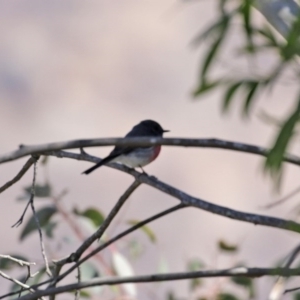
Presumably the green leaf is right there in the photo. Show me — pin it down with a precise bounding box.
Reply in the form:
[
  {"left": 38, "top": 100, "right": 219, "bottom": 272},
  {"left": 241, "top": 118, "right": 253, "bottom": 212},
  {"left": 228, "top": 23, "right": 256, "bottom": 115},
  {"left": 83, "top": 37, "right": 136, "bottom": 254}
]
[
  {"left": 281, "top": 15, "right": 300, "bottom": 60},
  {"left": 217, "top": 293, "right": 239, "bottom": 300},
  {"left": 44, "top": 221, "right": 57, "bottom": 238},
  {"left": 240, "top": 0, "right": 254, "bottom": 51},
  {"left": 193, "top": 79, "right": 222, "bottom": 97},
  {"left": 187, "top": 259, "right": 205, "bottom": 291},
  {"left": 218, "top": 240, "right": 238, "bottom": 252},
  {"left": 192, "top": 14, "right": 231, "bottom": 46},
  {"left": 200, "top": 18, "right": 230, "bottom": 79},
  {"left": 10, "top": 275, "right": 29, "bottom": 297},
  {"left": 20, "top": 206, "right": 57, "bottom": 241},
  {"left": 73, "top": 207, "right": 104, "bottom": 227},
  {"left": 0, "top": 254, "right": 29, "bottom": 270},
  {"left": 265, "top": 98, "right": 300, "bottom": 179},
  {"left": 19, "top": 184, "right": 52, "bottom": 200},
  {"left": 80, "top": 262, "right": 99, "bottom": 280},
  {"left": 222, "top": 81, "right": 244, "bottom": 112},
  {"left": 256, "top": 26, "right": 279, "bottom": 48},
  {"left": 293, "top": 292, "right": 300, "bottom": 300},
  {"left": 128, "top": 239, "right": 144, "bottom": 259},
  {"left": 127, "top": 220, "right": 156, "bottom": 243},
  {"left": 243, "top": 80, "right": 259, "bottom": 116},
  {"left": 231, "top": 277, "right": 255, "bottom": 298}
]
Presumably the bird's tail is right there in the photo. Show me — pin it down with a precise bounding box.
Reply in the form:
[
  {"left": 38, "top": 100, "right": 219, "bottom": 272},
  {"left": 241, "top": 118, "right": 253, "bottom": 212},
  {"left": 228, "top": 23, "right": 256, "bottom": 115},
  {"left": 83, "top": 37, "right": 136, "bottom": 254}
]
[{"left": 82, "top": 154, "right": 118, "bottom": 175}]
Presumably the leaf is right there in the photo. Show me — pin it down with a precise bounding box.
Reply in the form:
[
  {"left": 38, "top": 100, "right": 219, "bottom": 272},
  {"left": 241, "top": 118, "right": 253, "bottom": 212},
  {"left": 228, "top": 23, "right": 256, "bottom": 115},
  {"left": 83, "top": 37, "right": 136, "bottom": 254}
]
[
  {"left": 231, "top": 277, "right": 255, "bottom": 298},
  {"left": 44, "top": 221, "right": 57, "bottom": 238},
  {"left": 112, "top": 251, "right": 136, "bottom": 297},
  {"left": 218, "top": 240, "right": 238, "bottom": 252},
  {"left": 217, "top": 293, "right": 239, "bottom": 300},
  {"left": 20, "top": 206, "right": 57, "bottom": 241},
  {"left": 256, "top": 26, "right": 279, "bottom": 48},
  {"left": 200, "top": 18, "right": 230, "bottom": 79},
  {"left": 243, "top": 80, "right": 259, "bottom": 116},
  {"left": 187, "top": 259, "right": 205, "bottom": 291},
  {"left": 192, "top": 13, "right": 231, "bottom": 45},
  {"left": 127, "top": 220, "right": 156, "bottom": 243},
  {"left": 0, "top": 254, "right": 29, "bottom": 270},
  {"left": 128, "top": 239, "right": 144, "bottom": 259},
  {"left": 10, "top": 275, "right": 29, "bottom": 297},
  {"left": 80, "top": 262, "right": 99, "bottom": 280},
  {"left": 158, "top": 256, "right": 169, "bottom": 274},
  {"left": 265, "top": 98, "right": 300, "bottom": 179},
  {"left": 294, "top": 293, "right": 300, "bottom": 300},
  {"left": 193, "top": 79, "right": 222, "bottom": 97},
  {"left": 222, "top": 81, "right": 244, "bottom": 112},
  {"left": 239, "top": 0, "right": 254, "bottom": 51},
  {"left": 79, "top": 262, "right": 102, "bottom": 295},
  {"left": 73, "top": 207, "right": 104, "bottom": 227},
  {"left": 19, "top": 184, "right": 52, "bottom": 200}
]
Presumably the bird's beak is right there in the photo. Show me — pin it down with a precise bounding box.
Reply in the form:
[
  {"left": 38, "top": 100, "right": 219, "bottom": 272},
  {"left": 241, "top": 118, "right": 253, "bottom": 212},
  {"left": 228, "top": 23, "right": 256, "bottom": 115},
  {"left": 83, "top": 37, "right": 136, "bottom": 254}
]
[{"left": 163, "top": 129, "right": 170, "bottom": 133}]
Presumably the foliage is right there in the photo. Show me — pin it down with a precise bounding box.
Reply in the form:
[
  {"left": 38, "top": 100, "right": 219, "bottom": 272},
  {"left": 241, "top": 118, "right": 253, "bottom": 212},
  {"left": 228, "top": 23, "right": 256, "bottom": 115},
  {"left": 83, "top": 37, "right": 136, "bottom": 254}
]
[{"left": 193, "top": 0, "right": 300, "bottom": 183}]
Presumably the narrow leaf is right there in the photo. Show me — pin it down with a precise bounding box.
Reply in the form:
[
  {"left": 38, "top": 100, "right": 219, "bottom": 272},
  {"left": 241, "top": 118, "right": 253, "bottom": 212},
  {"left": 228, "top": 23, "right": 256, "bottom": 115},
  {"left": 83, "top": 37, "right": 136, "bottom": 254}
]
[
  {"left": 193, "top": 79, "right": 222, "bottom": 97},
  {"left": 265, "top": 98, "right": 300, "bottom": 178},
  {"left": 243, "top": 80, "right": 259, "bottom": 116},
  {"left": 231, "top": 277, "right": 255, "bottom": 298},
  {"left": 20, "top": 206, "right": 57, "bottom": 241},
  {"left": 112, "top": 251, "right": 136, "bottom": 297},
  {"left": 218, "top": 240, "right": 238, "bottom": 252},
  {"left": 222, "top": 81, "right": 244, "bottom": 112},
  {"left": 73, "top": 207, "right": 104, "bottom": 227},
  {"left": 217, "top": 293, "right": 239, "bottom": 300},
  {"left": 127, "top": 220, "right": 156, "bottom": 243}
]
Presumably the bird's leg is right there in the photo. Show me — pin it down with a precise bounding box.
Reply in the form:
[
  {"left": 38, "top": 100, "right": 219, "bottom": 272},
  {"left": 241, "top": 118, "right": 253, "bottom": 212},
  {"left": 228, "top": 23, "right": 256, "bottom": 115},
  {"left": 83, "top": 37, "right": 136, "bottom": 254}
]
[{"left": 139, "top": 165, "right": 148, "bottom": 175}]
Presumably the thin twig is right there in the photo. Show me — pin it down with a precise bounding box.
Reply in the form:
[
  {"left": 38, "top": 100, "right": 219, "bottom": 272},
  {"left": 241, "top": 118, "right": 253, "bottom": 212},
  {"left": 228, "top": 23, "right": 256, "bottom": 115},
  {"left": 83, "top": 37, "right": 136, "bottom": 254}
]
[
  {"left": 75, "top": 266, "right": 81, "bottom": 300},
  {"left": 8, "top": 204, "right": 185, "bottom": 297},
  {"left": 11, "top": 156, "right": 39, "bottom": 228},
  {"left": 13, "top": 267, "right": 300, "bottom": 300},
  {"left": 1, "top": 137, "right": 300, "bottom": 166},
  {"left": 0, "top": 270, "right": 39, "bottom": 296},
  {"left": 0, "top": 157, "right": 35, "bottom": 193},
  {"left": 64, "top": 180, "right": 141, "bottom": 264},
  {"left": 270, "top": 243, "right": 300, "bottom": 298},
  {"left": 262, "top": 185, "right": 300, "bottom": 209},
  {"left": 0, "top": 255, "right": 35, "bottom": 267},
  {"left": 50, "top": 189, "right": 111, "bottom": 275},
  {"left": 28, "top": 160, "right": 52, "bottom": 277}
]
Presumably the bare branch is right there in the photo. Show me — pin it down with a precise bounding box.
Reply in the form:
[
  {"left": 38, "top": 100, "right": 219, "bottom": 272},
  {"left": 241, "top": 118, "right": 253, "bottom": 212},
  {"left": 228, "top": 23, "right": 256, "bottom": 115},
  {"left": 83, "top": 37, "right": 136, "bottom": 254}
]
[
  {"left": 11, "top": 204, "right": 184, "bottom": 297},
  {"left": 0, "top": 157, "right": 35, "bottom": 194},
  {"left": 269, "top": 243, "right": 300, "bottom": 299},
  {"left": 1, "top": 138, "right": 300, "bottom": 166},
  {"left": 262, "top": 185, "right": 300, "bottom": 209},
  {"left": 0, "top": 270, "right": 41, "bottom": 297},
  {"left": 44, "top": 150, "right": 300, "bottom": 234},
  {"left": 49, "top": 180, "right": 140, "bottom": 292},
  {"left": 28, "top": 161, "right": 52, "bottom": 277},
  {"left": 13, "top": 267, "right": 300, "bottom": 300},
  {"left": 63, "top": 180, "right": 141, "bottom": 264},
  {"left": 74, "top": 266, "right": 81, "bottom": 300},
  {"left": 0, "top": 255, "right": 35, "bottom": 267}
]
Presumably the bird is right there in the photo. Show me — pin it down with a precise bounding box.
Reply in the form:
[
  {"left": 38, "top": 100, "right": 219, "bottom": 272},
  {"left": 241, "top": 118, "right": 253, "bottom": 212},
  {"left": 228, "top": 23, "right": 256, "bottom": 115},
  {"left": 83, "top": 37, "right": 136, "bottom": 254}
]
[{"left": 82, "top": 119, "right": 169, "bottom": 175}]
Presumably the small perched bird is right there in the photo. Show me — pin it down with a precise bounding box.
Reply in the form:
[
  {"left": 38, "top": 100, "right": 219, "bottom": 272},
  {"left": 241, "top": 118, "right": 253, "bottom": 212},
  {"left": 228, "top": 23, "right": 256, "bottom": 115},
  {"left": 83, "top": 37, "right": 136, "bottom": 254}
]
[{"left": 82, "top": 119, "right": 169, "bottom": 175}]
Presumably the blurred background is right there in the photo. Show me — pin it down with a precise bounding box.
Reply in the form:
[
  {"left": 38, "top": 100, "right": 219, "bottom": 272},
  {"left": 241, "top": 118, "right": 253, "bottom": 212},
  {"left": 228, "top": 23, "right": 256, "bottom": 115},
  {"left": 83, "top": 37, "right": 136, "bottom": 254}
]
[{"left": 0, "top": 0, "right": 300, "bottom": 299}]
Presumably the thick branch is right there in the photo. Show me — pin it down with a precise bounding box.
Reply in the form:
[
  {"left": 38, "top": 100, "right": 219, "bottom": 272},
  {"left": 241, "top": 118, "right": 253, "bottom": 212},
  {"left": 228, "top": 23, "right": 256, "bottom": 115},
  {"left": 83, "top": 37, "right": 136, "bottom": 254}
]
[
  {"left": 15, "top": 267, "right": 300, "bottom": 300},
  {"left": 1, "top": 138, "right": 300, "bottom": 166},
  {"left": 46, "top": 150, "right": 300, "bottom": 234}
]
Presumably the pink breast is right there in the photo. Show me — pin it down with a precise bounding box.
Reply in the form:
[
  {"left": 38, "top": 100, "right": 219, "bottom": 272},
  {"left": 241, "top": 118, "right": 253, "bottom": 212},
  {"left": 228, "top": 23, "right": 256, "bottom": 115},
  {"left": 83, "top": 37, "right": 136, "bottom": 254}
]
[{"left": 151, "top": 145, "right": 161, "bottom": 161}]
